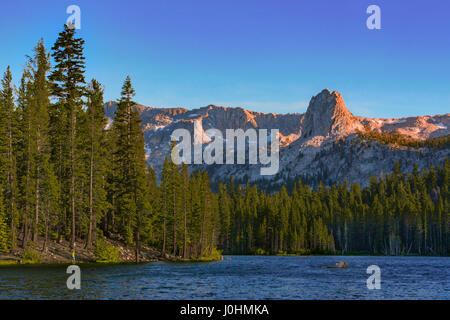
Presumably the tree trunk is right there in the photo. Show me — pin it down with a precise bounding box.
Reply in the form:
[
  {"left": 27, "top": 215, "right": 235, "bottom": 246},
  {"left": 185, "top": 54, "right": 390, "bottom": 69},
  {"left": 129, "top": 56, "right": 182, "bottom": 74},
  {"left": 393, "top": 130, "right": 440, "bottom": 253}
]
[
  {"left": 43, "top": 215, "right": 48, "bottom": 252},
  {"left": 135, "top": 226, "right": 140, "bottom": 263},
  {"left": 200, "top": 210, "right": 206, "bottom": 257},
  {"left": 33, "top": 131, "right": 40, "bottom": 244},
  {"left": 183, "top": 198, "right": 187, "bottom": 259},
  {"left": 33, "top": 173, "right": 39, "bottom": 243},
  {"left": 86, "top": 122, "right": 95, "bottom": 249},
  {"left": 162, "top": 212, "right": 166, "bottom": 255},
  {"left": 71, "top": 107, "right": 76, "bottom": 249},
  {"left": 162, "top": 196, "right": 167, "bottom": 255},
  {"left": 172, "top": 186, "right": 177, "bottom": 256}
]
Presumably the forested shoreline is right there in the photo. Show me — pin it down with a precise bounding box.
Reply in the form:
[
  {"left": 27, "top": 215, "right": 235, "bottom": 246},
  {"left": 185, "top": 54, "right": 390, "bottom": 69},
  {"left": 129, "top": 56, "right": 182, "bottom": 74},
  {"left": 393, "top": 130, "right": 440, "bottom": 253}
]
[
  {"left": 0, "top": 26, "right": 448, "bottom": 264},
  {"left": 216, "top": 160, "right": 449, "bottom": 256},
  {"left": 0, "top": 25, "right": 221, "bottom": 263}
]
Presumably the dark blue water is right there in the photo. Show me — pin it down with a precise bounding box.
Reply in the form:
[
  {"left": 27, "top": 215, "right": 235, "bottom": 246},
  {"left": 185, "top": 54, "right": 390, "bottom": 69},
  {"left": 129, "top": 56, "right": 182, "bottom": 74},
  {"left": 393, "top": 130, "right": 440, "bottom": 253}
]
[{"left": 0, "top": 256, "right": 448, "bottom": 299}]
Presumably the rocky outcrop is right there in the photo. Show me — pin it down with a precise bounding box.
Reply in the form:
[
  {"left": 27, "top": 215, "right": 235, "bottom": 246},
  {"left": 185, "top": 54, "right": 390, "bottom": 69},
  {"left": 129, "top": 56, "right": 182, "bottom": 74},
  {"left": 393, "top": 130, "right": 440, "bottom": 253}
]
[
  {"left": 300, "top": 89, "right": 364, "bottom": 138},
  {"left": 323, "top": 261, "right": 348, "bottom": 268},
  {"left": 104, "top": 90, "right": 450, "bottom": 188}
]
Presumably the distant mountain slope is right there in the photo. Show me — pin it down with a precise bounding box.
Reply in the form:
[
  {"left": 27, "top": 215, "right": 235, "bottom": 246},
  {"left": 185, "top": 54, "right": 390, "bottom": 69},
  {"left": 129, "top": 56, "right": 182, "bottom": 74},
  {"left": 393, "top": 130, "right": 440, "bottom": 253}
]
[{"left": 104, "top": 89, "right": 449, "bottom": 188}]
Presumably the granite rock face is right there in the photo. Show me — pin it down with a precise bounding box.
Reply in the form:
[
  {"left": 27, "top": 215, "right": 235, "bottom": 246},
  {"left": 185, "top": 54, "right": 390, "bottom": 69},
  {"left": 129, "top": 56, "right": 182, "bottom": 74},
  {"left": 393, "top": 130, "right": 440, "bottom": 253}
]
[
  {"left": 104, "top": 89, "right": 450, "bottom": 188},
  {"left": 300, "top": 89, "right": 364, "bottom": 138}
]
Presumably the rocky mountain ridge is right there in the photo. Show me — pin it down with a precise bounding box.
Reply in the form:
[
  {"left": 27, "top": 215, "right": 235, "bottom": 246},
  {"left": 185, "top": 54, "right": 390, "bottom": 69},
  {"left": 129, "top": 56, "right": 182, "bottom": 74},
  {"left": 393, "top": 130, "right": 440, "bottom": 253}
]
[{"left": 105, "top": 89, "right": 449, "bottom": 189}]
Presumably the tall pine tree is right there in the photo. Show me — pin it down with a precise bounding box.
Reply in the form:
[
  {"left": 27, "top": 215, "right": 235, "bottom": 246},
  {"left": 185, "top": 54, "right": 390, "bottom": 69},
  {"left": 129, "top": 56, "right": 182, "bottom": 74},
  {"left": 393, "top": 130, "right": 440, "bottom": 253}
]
[
  {"left": 0, "top": 66, "right": 19, "bottom": 250},
  {"left": 112, "top": 76, "right": 150, "bottom": 262},
  {"left": 49, "top": 25, "right": 86, "bottom": 248}
]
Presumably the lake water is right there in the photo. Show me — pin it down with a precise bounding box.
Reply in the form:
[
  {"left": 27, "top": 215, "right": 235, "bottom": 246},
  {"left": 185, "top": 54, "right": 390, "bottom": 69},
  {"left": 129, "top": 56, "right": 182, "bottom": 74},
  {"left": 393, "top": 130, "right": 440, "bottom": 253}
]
[{"left": 0, "top": 256, "right": 448, "bottom": 299}]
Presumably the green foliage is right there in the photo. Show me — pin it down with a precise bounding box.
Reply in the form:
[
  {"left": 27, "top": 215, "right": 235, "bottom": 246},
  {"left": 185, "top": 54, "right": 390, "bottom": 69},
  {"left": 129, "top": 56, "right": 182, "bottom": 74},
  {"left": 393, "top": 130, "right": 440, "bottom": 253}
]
[
  {"left": 0, "top": 25, "right": 222, "bottom": 264},
  {"left": 94, "top": 239, "right": 120, "bottom": 263},
  {"left": 22, "top": 243, "right": 42, "bottom": 264},
  {"left": 110, "top": 76, "right": 150, "bottom": 262},
  {"left": 0, "top": 191, "right": 10, "bottom": 253},
  {"left": 0, "top": 23, "right": 447, "bottom": 266},
  {"left": 0, "top": 65, "right": 19, "bottom": 250},
  {"left": 357, "top": 131, "right": 450, "bottom": 149},
  {"left": 195, "top": 248, "right": 222, "bottom": 262},
  {"left": 216, "top": 159, "right": 449, "bottom": 256},
  {"left": 84, "top": 79, "right": 109, "bottom": 249},
  {"left": 254, "top": 248, "right": 267, "bottom": 255},
  {"left": 49, "top": 24, "right": 86, "bottom": 248}
]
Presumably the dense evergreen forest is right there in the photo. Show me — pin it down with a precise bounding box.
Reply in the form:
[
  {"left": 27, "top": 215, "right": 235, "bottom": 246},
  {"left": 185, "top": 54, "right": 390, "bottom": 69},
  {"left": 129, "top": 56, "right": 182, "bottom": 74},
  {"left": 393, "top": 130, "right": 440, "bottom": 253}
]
[
  {"left": 0, "top": 25, "right": 219, "bottom": 261},
  {"left": 0, "top": 26, "right": 448, "bottom": 262},
  {"left": 217, "top": 160, "right": 449, "bottom": 256}
]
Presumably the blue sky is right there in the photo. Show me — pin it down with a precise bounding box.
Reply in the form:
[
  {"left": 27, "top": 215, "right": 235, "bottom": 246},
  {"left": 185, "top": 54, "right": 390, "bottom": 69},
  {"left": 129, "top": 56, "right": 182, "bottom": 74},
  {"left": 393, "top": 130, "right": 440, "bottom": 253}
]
[{"left": 1, "top": 0, "right": 449, "bottom": 117}]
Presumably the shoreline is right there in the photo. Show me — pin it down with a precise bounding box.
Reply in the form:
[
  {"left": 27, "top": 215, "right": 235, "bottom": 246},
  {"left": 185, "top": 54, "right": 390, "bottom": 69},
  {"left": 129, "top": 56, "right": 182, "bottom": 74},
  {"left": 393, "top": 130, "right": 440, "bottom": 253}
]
[
  {"left": 0, "top": 235, "right": 222, "bottom": 267},
  {"left": 2, "top": 253, "right": 447, "bottom": 267},
  {"left": 0, "top": 255, "right": 223, "bottom": 267}
]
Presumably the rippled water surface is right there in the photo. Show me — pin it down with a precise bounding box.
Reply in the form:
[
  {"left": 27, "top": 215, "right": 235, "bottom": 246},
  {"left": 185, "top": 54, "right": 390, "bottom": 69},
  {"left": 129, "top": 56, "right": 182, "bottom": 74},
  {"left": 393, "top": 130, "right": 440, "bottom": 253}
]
[{"left": 0, "top": 256, "right": 448, "bottom": 299}]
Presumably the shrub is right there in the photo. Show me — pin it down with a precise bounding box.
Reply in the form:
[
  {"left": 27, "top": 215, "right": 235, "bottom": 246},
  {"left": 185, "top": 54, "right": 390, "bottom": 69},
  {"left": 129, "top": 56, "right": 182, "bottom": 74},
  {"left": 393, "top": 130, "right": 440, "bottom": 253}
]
[
  {"left": 209, "top": 248, "right": 222, "bottom": 261},
  {"left": 22, "top": 244, "right": 42, "bottom": 264},
  {"left": 196, "top": 248, "right": 223, "bottom": 262},
  {"left": 255, "top": 248, "right": 266, "bottom": 255},
  {"left": 94, "top": 239, "right": 120, "bottom": 263}
]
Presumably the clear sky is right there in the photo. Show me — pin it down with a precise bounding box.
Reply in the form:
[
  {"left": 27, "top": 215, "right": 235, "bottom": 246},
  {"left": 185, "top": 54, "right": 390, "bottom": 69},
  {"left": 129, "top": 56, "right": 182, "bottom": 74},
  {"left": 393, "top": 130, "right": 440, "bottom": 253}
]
[{"left": 1, "top": 0, "right": 449, "bottom": 118}]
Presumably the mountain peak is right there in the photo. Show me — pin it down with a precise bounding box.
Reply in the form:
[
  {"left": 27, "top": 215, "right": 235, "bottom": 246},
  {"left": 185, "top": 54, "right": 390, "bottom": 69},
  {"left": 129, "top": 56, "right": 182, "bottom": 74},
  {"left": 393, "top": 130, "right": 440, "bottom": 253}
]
[{"left": 301, "top": 89, "right": 363, "bottom": 138}]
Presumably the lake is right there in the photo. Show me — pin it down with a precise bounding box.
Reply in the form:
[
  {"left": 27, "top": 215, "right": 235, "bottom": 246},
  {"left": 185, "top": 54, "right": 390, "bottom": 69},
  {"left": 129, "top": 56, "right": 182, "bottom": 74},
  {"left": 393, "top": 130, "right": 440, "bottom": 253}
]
[{"left": 0, "top": 256, "right": 448, "bottom": 299}]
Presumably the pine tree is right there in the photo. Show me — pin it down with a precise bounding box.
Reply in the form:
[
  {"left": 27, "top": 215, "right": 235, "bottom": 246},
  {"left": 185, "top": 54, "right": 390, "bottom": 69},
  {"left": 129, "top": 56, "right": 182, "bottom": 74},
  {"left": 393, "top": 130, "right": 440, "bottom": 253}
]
[
  {"left": 142, "top": 166, "right": 158, "bottom": 246},
  {"left": 218, "top": 183, "right": 231, "bottom": 252},
  {"left": 169, "top": 144, "right": 181, "bottom": 256},
  {"left": 181, "top": 163, "right": 189, "bottom": 258},
  {"left": 1, "top": 24, "right": 448, "bottom": 261},
  {"left": 112, "top": 76, "right": 150, "bottom": 262},
  {"left": 16, "top": 68, "right": 34, "bottom": 248},
  {"left": 49, "top": 24, "right": 86, "bottom": 248},
  {"left": 188, "top": 171, "right": 202, "bottom": 257},
  {"left": 0, "top": 66, "right": 19, "bottom": 250},
  {"left": 29, "top": 40, "right": 55, "bottom": 247},
  {"left": 85, "top": 79, "right": 109, "bottom": 248},
  {"left": 160, "top": 157, "right": 171, "bottom": 255},
  {"left": 0, "top": 189, "right": 10, "bottom": 252}
]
